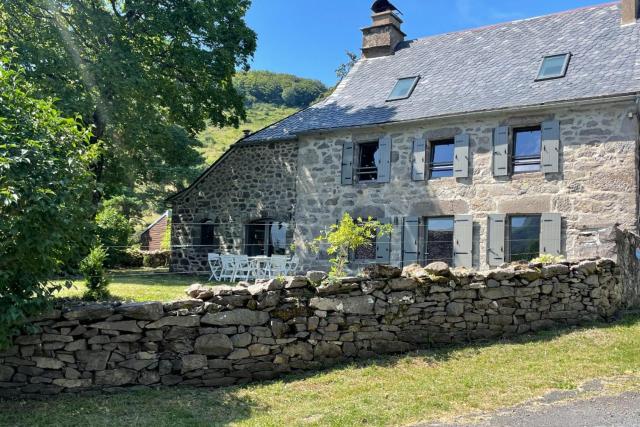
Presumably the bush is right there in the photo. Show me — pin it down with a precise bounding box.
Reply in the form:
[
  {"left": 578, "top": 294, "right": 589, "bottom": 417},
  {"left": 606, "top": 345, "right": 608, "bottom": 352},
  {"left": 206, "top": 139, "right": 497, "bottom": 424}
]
[
  {"left": 119, "top": 248, "right": 144, "bottom": 268},
  {"left": 79, "top": 245, "right": 110, "bottom": 300},
  {"left": 531, "top": 254, "right": 566, "bottom": 264},
  {"left": 0, "top": 52, "right": 94, "bottom": 347},
  {"left": 311, "top": 213, "right": 393, "bottom": 278},
  {"left": 142, "top": 251, "right": 171, "bottom": 268}
]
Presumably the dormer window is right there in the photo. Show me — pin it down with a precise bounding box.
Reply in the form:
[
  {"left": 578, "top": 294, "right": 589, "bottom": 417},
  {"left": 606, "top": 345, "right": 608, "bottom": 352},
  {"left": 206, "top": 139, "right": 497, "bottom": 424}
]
[
  {"left": 387, "top": 76, "right": 420, "bottom": 101},
  {"left": 536, "top": 53, "right": 571, "bottom": 81}
]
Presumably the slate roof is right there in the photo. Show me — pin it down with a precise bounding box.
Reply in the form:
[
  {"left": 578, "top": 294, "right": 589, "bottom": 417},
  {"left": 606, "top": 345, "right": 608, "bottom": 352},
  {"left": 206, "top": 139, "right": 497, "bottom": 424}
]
[{"left": 243, "top": 3, "right": 640, "bottom": 144}]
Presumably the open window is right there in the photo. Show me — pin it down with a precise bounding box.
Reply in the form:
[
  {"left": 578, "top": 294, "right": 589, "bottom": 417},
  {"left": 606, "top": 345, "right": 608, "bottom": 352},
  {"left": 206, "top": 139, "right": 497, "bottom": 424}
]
[
  {"left": 536, "top": 53, "right": 571, "bottom": 81},
  {"left": 387, "top": 76, "right": 420, "bottom": 101},
  {"left": 200, "top": 219, "right": 215, "bottom": 247},
  {"left": 355, "top": 141, "right": 379, "bottom": 182},
  {"left": 245, "top": 220, "right": 289, "bottom": 257},
  {"left": 512, "top": 126, "right": 541, "bottom": 173},
  {"left": 429, "top": 139, "right": 455, "bottom": 179}
]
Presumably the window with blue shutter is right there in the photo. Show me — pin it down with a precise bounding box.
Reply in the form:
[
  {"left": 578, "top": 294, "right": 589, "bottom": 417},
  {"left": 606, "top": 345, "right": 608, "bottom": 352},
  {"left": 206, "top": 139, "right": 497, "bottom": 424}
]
[
  {"left": 412, "top": 137, "right": 426, "bottom": 181},
  {"left": 541, "top": 120, "right": 560, "bottom": 174},
  {"left": 540, "top": 213, "right": 562, "bottom": 255},
  {"left": 492, "top": 127, "right": 509, "bottom": 177},
  {"left": 377, "top": 136, "right": 392, "bottom": 183},
  {"left": 341, "top": 141, "right": 354, "bottom": 185},
  {"left": 487, "top": 214, "right": 506, "bottom": 266},
  {"left": 453, "top": 215, "right": 473, "bottom": 268},
  {"left": 375, "top": 218, "right": 392, "bottom": 264},
  {"left": 454, "top": 134, "right": 470, "bottom": 178},
  {"left": 402, "top": 217, "right": 420, "bottom": 266}
]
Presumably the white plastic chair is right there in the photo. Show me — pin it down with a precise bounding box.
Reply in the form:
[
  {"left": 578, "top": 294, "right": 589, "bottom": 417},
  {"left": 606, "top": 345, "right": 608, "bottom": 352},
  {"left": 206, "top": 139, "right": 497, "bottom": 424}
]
[
  {"left": 208, "top": 253, "right": 222, "bottom": 282},
  {"left": 268, "top": 255, "right": 288, "bottom": 278},
  {"left": 219, "top": 255, "right": 236, "bottom": 282},
  {"left": 233, "top": 255, "right": 254, "bottom": 282},
  {"left": 286, "top": 255, "right": 300, "bottom": 275}
]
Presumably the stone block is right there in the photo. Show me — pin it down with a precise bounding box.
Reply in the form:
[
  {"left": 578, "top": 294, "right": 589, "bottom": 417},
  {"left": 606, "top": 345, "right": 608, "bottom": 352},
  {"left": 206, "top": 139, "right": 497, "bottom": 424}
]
[
  {"left": 116, "top": 302, "right": 164, "bottom": 321},
  {"left": 201, "top": 310, "right": 269, "bottom": 326},
  {"left": 195, "top": 334, "right": 234, "bottom": 356},
  {"left": 63, "top": 305, "right": 114, "bottom": 321},
  {"left": 95, "top": 369, "right": 137, "bottom": 386},
  {"left": 146, "top": 315, "right": 200, "bottom": 329},
  {"left": 76, "top": 351, "right": 110, "bottom": 371}
]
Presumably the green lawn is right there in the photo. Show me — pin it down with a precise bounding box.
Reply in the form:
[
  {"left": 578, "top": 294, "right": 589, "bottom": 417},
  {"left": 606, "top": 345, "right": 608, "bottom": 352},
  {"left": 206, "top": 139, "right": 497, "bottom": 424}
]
[
  {"left": 54, "top": 270, "right": 212, "bottom": 302},
  {"left": 2, "top": 317, "right": 639, "bottom": 426},
  {"left": 198, "top": 103, "right": 298, "bottom": 164}
]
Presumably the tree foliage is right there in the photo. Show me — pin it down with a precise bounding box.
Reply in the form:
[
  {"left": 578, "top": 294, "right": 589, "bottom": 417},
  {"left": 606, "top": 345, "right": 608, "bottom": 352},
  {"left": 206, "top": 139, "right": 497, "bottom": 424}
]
[
  {"left": 1, "top": 0, "right": 257, "bottom": 202},
  {"left": 312, "top": 213, "right": 393, "bottom": 278},
  {"left": 235, "top": 71, "right": 327, "bottom": 108},
  {"left": 336, "top": 51, "right": 359, "bottom": 81},
  {"left": 0, "top": 51, "right": 94, "bottom": 345}
]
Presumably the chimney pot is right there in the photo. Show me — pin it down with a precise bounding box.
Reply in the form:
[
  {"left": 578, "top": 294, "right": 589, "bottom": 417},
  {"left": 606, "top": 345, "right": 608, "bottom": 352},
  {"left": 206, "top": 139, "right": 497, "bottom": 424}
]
[
  {"left": 621, "top": 0, "right": 639, "bottom": 25},
  {"left": 243, "top": 129, "right": 251, "bottom": 137}
]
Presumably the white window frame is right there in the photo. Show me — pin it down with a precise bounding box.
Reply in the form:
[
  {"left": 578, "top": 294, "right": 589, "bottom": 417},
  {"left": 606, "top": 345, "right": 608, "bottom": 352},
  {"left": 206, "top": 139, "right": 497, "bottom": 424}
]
[{"left": 536, "top": 53, "right": 571, "bottom": 81}]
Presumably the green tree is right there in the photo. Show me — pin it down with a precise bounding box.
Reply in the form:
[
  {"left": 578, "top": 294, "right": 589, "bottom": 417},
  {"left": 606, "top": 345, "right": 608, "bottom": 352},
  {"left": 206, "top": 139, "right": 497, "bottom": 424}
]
[
  {"left": 234, "top": 71, "right": 327, "bottom": 107},
  {"left": 0, "top": 51, "right": 94, "bottom": 346},
  {"left": 312, "top": 213, "right": 393, "bottom": 278},
  {"left": 336, "top": 51, "right": 359, "bottom": 81},
  {"left": 1, "top": 0, "right": 257, "bottom": 202},
  {"left": 282, "top": 80, "right": 326, "bottom": 108}
]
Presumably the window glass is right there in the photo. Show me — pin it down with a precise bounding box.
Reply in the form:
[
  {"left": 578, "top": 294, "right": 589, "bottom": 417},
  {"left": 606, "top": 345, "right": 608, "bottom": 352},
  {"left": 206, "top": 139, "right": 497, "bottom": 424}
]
[
  {"left": 430, "top": 139, "right": 454, "bottom": 178},
  {"left": 387, "top": 77, "right": 419, "bottom": 100},
  {"left": 508, "top": 215, "right": 541, "bottom": 262},
  {"left": 425, "top": 217, "right": 454, "bottom": 266},
  {"left": 354, "top": 218, "right": 377, "bottom": 260},
  {"left": 537, "top": 54, "right": 570, "bottom": 80},
  {"left": 356, "top": 141, "right": 379, "bottom": 182},
  {"left": 513, "top": 127, "right": 541, "bottom": 173}
]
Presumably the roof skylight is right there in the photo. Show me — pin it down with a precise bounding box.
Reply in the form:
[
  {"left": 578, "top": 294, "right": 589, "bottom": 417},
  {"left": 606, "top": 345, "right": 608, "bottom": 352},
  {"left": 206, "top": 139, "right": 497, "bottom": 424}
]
[
  {"left": 536, "top": 53, "right": 571, "bottom": 81},
  {"left": 387, "top": 76, "right": 420, "bottom": 101}
]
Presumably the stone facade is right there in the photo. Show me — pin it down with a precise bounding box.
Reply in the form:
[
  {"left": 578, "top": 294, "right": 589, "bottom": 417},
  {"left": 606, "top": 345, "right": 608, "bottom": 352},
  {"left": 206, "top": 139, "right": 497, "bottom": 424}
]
[
  {"left": 616, "top": 227, "right": 640, "bottom": 308},
  {"left": 294, "top": 101, "right": 639, "bottom": 270},
  {"left": 0, "top": 259, "right": 623, "bottom": 397},
  {"left": 170, "top": 141, "right": 298, "bottom": 272}
]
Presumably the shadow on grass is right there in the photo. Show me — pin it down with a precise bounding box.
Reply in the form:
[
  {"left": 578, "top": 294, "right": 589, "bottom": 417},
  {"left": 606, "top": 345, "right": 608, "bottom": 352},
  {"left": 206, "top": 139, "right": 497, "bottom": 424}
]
[{"left": 2, "top": 314, "right": 638, "bottom": 426}]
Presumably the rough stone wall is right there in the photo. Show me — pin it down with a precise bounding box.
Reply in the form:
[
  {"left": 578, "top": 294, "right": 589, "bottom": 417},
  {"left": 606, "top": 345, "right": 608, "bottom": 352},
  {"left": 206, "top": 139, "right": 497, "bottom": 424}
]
[
  {"left": 0, "top": 259, "right": 622, "bottom": 397},
  {"left": 170, "top": 141, "right": 298, "bottom": 272},
  {"left": 616, "top": 228, "right": 640, "bottom": 308},
  {"left": 294, "top": 102, "right": 639, "bottom": 271}
]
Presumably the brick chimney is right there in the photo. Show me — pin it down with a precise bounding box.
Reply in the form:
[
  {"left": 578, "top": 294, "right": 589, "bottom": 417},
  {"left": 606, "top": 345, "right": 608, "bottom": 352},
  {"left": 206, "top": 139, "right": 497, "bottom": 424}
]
[
  {"left": 621, "top": 0, "right": 639, "bottom": 25},
  {"left": 361, "top": 1, "right": 406, "bottom": 58}
]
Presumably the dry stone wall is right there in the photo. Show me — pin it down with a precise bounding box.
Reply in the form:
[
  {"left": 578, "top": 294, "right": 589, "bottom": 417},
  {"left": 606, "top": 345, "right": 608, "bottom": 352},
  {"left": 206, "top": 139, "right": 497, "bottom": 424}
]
[{"left": 0, "top": 259, "right": 622, "bottom": 397}]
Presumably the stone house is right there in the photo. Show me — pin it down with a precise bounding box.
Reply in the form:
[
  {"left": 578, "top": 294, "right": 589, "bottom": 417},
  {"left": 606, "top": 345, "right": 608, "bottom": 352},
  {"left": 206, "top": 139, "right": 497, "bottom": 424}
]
[{"left": 169, "top": 0, "right": 640, "bottom": 273}]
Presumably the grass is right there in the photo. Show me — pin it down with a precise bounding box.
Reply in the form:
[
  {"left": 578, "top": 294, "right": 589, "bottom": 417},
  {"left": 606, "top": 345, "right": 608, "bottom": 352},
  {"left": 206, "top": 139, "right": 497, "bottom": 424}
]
[
  {"left": 54, "top": 269, "right": 211, "bottom": 302},
  {"left": 1, "top": 316, "right": 640, "bottom": 426},
  {"left": 198, "top": 103, "right": 298, "bottom": 164}
]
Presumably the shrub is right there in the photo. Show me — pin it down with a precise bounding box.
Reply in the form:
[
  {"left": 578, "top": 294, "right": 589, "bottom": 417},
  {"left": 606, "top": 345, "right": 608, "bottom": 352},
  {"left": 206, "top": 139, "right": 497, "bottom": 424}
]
[
  {"left": 142, "top": 251, "right": 171, "bottom": 268},
  {"left": 79, "top": 245, "right": 110, "bottom": 301},
  {"left": 0, "top": 52, "right": 94, "bottom": 347},
  {"left": 531, "top": 254, "right": 566, "bottom": 264},
  {"left": 311, "top": 213, "right": 393, "bottom": 278}
]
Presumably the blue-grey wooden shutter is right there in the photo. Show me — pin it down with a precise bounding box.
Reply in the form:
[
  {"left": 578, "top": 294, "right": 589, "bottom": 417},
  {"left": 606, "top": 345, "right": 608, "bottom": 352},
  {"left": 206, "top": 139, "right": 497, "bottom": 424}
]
[
  {"left": 375, "top": 218, "right": 392, "bottom": 264},
  {"left": 377, "top": 136, "right": 392, "bottom": 183},
  {"left": 402, "top": 217, "right": 420, "bottom": 266},
  {"left": 454, "top": 133, "right": 470, "bottom": 178},
  {"left": 453, "top": 215, "right": 473, "bottom": 268},
  {"left": 412, "top": 137, "right": 426, "bottom": 181},
  {"left": 492, "top": 127, "right": 509, "bottom": 177},
  {"left": 341, "top": 141, "right": 354, "bottom": 185},
  {"left": 540, "top": 213, "right": 562, "bottom": 256},
  {"left": 487, "top": 214, "right": 506, "bottom": 266},
  {"left": 541, "top": 120, "right": 560, "bottom": 174}
]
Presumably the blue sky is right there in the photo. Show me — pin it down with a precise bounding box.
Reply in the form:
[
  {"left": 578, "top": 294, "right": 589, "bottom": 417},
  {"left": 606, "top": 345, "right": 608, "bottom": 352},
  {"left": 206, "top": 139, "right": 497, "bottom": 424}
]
[{"left": 245, "top": 0, "right": 608, "bottom": 86}]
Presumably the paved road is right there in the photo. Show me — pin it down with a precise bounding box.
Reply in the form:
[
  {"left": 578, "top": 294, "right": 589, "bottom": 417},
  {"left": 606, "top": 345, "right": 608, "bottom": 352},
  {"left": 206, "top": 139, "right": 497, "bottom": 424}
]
[{"left": 426, "top": 392, "right": 640, "bottom": 427}]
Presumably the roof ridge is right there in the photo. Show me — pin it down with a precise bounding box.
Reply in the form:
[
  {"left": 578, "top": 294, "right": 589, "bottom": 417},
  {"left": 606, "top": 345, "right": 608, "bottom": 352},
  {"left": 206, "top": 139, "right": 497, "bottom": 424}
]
[{"left": 404, "top": 2, "right": 618, "bottom": 46}]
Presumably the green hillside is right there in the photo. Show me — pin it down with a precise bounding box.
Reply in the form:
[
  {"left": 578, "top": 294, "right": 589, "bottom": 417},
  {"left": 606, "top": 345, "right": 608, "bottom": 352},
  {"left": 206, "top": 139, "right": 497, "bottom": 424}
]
[
  {"left": 198, "top": 103, "right": 298, "bottom": 164},
  {"left": 197, "top": 70, "right": 328, "bottom": 165}
]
